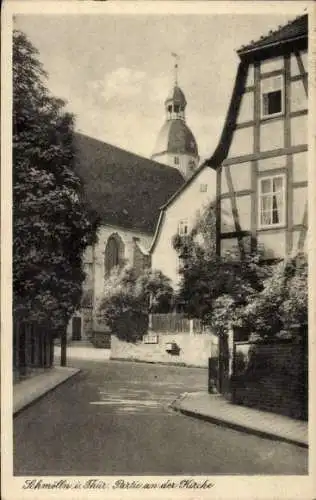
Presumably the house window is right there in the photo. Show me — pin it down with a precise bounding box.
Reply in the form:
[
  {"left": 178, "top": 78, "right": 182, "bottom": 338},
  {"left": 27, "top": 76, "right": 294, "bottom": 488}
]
[
  {"left": 258, "top": 174, "right": 286, "bottom": 228},
  {"left": 200, "top": 184, "right": 208, "bottom": 192},
  {"left": 261, "top": 75, "right": 284, "bottom": 118},
  {"left": 178, "top": 219, "right": 189, "bottom": 236},
  {"left": 189, "top": 160, "right": 195, "bottom": 172},
  {"left": 174, "top": 156, "right": 179, "bottom": 165}
]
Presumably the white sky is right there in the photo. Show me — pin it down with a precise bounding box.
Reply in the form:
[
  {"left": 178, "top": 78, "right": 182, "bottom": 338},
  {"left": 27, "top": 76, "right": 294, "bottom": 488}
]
[{"left": 15, "top": 10, "right": 304, "bottom": 162}]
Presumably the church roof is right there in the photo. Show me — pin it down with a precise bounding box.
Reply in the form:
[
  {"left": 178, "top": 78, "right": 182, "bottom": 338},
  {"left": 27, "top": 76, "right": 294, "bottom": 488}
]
[
  {"left": 73, "top": 133, "right": 185, "bottom": 234},
  {"left": 165, "top": 85, "right": 187, "bottom": 107},
  {"left": 152, "top": 119, "right": 198, "bottom": 157},
  {"left": 237, "top": 14, "right": 307, "bottom": 56}
]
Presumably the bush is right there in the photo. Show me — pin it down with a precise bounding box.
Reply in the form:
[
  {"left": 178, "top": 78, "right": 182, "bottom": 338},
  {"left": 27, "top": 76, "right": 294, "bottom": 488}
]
[
  {"left": 90, "top": 331, "right": 111, "bottom": 349},
  {"left": 97, "top": 267, "right": 174, "bottom": 342},
  {"left": 233, "top": 253, "right": 307, "bottom": 339}
]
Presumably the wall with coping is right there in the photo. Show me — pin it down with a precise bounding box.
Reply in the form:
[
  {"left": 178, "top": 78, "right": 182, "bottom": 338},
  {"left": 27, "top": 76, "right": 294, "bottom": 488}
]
[{"left": 111, "top": 332, "right": 218, "bottom": 368}]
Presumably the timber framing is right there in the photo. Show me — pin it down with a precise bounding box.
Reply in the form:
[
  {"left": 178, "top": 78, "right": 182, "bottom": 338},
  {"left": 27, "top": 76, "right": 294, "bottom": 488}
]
[
  {"left": 236, "top": 109, "right": 307, "bottom": 130},
  {"left": 220, "top": 189, "right": 252, "bottom": 200},
  {"left": 284, "top": 53, "right": 293, "bottom": 254},
  {"left": 210, "top": 14, "right": 308, "bottom": 260},
  {"left": 222, "top": 144, "right": 307, "bottom": 167}
]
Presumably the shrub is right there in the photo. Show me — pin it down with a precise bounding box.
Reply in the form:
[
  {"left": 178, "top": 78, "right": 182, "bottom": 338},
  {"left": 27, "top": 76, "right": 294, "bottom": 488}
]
[
  {"left": 97, "top": 267, "right": 174, "bottom": 342},
  {"left": 233, "top": 253, "right": 308, "bottom": 339}
]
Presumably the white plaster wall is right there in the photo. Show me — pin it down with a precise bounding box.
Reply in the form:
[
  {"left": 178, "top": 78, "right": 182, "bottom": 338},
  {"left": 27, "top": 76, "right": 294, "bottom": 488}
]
[
  {"left": 221, "top": 163, "right": 252, "bottom": 193},
  {"left": 236, "top": 196, "right": 252, "bottom": 230},
  {"left": 258, "top": 155, "right": 287, "bottom": 172},
  {"left": 245, "top": 64, "right": 254, "bottom": 87},
  {"left": 220, "top": 195, "right": 251, "bottom": 233},
  {"left": 290, "top": 50, "right": 308, "bottom": 76},
  {"left": 237, "top": 93, "right": 254, "bottom": 124},
  {"left": 291, "top": 80, "right": 308, "bottom": 112},
  {"left": 228, "top": 128, "right": 254, "bottom": 158},
  {"left": 257, "top": 231, "right": 286, "bottom": 259},
  {"left": 260, "top": 120, "right": 284, "bottom": 152},
  {"left": 291, "top": 115, "right": 307, "bottom": 146},
  {"left": 293, "top": 187, "right": 307, "bottom": 226},
  {"left": 292, "top": 152, "right": 307, "bottom": 183},
  {"left": 111, "top": 332, "right": 216, "bottom": 367},
  {"left": 292, "top": 228, "right": 308, "bottom": 255},
  {"left": 261, "top": 56, "right": 284, "bottom": 73},
  {"left": 151, "top": 167, "right": 217, "bottom": 288}
]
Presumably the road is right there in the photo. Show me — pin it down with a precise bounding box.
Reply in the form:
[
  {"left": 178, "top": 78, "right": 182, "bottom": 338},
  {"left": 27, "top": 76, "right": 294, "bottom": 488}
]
[{"left": 14, "top": 358, "right": 307, "bottom": 475}]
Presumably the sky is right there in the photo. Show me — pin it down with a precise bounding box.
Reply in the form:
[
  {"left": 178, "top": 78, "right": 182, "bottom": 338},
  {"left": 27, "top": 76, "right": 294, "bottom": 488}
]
[{"left": 15, "top": 9, "right": 305, "bottom": 162}]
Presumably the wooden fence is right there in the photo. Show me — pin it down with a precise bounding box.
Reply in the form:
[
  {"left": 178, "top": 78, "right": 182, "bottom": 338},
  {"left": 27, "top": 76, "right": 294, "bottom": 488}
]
[
  {"left": 150, "top": 313, "right": 206, "bottom": 334},
  {"left": 13, "top": 321, "right": 54, "bottom": 380}
]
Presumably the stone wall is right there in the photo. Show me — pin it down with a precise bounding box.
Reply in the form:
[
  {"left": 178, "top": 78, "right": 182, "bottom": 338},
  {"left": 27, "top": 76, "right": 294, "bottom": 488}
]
[
  {"left": 232, "top": 339, "right": 308, "bottom": 420},
  {"left": 111, "top": 332, "right": 217, "bottom": 368}
]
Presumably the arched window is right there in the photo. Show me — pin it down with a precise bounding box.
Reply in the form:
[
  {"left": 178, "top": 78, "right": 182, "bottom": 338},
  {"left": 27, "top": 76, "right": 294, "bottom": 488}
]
[{"left": 104, "top": 234, "right": 125, "bottom": 275}]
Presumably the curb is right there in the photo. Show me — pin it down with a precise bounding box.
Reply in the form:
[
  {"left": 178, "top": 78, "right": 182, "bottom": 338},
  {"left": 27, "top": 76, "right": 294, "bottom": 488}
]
[
  {"left": 109, "top": 357, "right": 207, "bottom": 369},
  {"left": 13, "top": 368, "right": 81, "bottom": 416},
  {"left": 171, "top": 403, "right": 308, "bottom": 449}
]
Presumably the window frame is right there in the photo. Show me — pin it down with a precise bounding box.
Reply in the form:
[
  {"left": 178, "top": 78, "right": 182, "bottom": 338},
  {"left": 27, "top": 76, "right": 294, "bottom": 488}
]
[
  {"left": 200, "top": 183, "right": 208, "bottom": 193},
  {"left": 178, "top": 219, "right": 189, "bottom": 236},
  {"left": 258, "top": 173, "right": 286, "bottom": 229},
  {"left": 174, "top": 156, "right": 180, "bottom": 165},
  {"left": 260, "top": 74, "right": 284, "bottom": 119}
]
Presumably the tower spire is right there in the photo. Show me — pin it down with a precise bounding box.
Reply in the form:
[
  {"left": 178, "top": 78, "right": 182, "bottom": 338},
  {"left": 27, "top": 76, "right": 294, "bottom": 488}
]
[{"left": 171, "top": 52, "right": 179, "bottom": 85}]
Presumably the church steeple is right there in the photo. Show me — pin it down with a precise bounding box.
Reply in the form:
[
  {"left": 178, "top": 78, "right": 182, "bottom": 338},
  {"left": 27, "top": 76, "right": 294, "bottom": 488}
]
[
  {"left": 165, "top": 54, "right": 187, "bottom": 121},
  {"left": 151, "top": 55, "right": 199, "bottom": 179}
]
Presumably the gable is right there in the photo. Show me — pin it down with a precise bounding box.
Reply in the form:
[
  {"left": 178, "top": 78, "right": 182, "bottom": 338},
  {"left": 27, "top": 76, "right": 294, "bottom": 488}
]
[{"left": 150, "top": 166, "right": 217, "bottom": 254}]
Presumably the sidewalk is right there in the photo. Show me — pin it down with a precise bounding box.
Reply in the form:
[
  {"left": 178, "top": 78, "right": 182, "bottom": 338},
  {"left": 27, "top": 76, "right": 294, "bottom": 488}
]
[
  {"left": 13, "top": 366, "right": 80, "bottom": 415},
  {"left": 171, "top": 392, "right": 308, "bottom": 448}
]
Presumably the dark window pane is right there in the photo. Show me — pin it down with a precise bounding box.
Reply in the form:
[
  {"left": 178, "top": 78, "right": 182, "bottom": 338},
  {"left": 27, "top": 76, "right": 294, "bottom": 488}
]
[{"left": 268, "top": 90, "right": 282, "bottom": 114}]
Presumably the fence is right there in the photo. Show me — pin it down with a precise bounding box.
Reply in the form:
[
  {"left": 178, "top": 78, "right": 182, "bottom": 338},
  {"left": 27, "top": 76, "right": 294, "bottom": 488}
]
[
  {"left": 150, "top": 313, "right": 205, "bottom": 334},
  {"left": 13, "top": 321, "right": 54, "bottom": 381}
]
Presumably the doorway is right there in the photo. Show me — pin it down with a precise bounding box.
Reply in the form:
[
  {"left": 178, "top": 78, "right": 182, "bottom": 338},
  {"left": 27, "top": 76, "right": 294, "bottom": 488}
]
[{"left": 72, "top": 316, "right": 82, "bottom": 341}]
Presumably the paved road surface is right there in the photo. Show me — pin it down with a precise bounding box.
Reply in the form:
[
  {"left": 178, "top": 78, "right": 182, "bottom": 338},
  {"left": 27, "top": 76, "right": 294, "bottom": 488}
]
[{"left": 14, "top": 359, "right": 307, "bottom": 475}]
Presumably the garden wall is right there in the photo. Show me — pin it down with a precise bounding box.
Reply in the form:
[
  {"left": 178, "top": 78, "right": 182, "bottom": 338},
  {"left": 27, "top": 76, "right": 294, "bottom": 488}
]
[
  {"left": 232, "top": 339, "right": 308, "bottom": 420},
  {"left": 111, "top": 332, "right": 217, "bottom": 367}
]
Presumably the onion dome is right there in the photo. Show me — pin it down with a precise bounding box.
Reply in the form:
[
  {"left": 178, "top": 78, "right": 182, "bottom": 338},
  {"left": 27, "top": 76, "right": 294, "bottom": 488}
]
[{"left": 152, "top": 119, "right": 198, "bottom": 157}]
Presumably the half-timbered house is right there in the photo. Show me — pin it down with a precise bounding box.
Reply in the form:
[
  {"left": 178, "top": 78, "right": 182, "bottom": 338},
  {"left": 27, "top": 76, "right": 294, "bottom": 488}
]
[{"left": 205, "top": 14, "right": 308, "bottom": 260}]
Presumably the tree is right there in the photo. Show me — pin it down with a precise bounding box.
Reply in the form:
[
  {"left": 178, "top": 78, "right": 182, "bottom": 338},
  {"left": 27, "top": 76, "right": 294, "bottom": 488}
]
[
  {"left": 173, "top": 202, "right": 270, "bottom": 333},
  {"left": 13, "top": 30, "right": 98, "bottom": 332},
  {"left": 97, "top": 267, "right": 174, "bottom": 342},
  {"left": 235, "top": 253, "right": 308, "bottom": 339}
]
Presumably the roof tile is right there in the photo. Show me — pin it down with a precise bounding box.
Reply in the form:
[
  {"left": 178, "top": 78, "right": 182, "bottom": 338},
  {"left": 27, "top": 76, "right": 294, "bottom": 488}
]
[
  {"left": 238, "top": 14, "right": 307, "bottom": 55},
  {"left": 73, "top": 133, "right": 185, "bottom": 234}
]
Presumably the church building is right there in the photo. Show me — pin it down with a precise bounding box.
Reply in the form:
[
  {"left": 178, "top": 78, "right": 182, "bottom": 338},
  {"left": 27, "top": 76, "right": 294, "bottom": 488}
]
[
  {"left": 66, "top": 58, "right": 201, "bottom": 341},
  {"left": 67, "top": 133, "right": 184, "bottom": 340}
]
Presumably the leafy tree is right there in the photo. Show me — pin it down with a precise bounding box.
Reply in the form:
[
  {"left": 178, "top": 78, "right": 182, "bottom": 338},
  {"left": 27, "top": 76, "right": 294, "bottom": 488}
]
[
  {"left": 173, "top": 202, "right": 270, "bottom": 333},
  {"left": 13, "top": 30, "right": 98, "bottom": 332},
  {"left": 97, "top": 267, "right": 174, "bottom": 342},
  {"left": 235, "top": 253, "right": 308, "bottom": 339}
]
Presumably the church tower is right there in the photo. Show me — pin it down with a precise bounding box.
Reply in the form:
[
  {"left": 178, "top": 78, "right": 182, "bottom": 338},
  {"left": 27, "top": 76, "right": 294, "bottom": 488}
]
[{"left": 151, "top": 56, "right": 199, "bottom": 179}]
